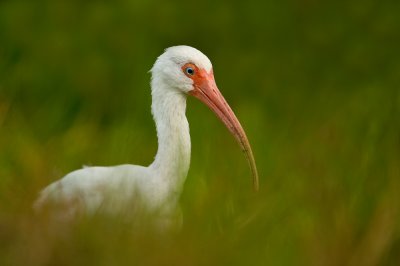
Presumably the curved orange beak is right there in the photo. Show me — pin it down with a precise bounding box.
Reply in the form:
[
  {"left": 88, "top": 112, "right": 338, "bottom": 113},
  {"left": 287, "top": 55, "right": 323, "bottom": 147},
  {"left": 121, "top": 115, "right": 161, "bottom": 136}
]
[{"left": 188, "top": 69, "right": 259, "bottom": 191}]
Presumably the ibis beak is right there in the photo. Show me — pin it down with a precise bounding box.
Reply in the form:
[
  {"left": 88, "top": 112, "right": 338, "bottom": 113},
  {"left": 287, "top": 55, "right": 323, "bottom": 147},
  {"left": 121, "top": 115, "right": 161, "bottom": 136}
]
[{"left": 189, "top": 71, "right": 259, "bottom": 191}]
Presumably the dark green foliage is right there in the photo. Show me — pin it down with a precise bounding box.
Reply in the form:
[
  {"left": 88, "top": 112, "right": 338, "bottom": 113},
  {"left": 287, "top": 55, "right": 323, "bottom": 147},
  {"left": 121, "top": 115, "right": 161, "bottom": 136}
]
[{"left": 0, "top": 1, "right": 399, "bottom": 265}]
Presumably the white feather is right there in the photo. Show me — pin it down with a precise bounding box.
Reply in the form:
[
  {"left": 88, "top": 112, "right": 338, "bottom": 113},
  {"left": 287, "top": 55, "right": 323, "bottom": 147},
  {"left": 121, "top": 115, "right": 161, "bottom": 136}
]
[{"left": 34, "top": 46, "right": 213, "bottom": 229}]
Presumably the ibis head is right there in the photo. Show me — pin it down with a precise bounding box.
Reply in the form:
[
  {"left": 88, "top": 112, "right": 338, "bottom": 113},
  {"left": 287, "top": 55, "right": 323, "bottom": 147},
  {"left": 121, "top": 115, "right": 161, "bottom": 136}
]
[{"left": 151, "top": 46, "right": 259, "bottom": 191}]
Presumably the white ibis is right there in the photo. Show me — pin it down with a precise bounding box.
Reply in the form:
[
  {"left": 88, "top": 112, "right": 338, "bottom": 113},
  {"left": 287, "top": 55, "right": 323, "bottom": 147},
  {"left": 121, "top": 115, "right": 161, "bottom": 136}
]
[{"left": 34, "top": 46, "right": 259, "bottom": 229}]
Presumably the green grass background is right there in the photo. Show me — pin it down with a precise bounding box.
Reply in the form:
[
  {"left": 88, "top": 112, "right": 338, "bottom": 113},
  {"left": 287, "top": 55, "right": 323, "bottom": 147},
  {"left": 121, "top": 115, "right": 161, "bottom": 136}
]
[{"left": 0, "top": 0, "right": 399, "bottom": 265}]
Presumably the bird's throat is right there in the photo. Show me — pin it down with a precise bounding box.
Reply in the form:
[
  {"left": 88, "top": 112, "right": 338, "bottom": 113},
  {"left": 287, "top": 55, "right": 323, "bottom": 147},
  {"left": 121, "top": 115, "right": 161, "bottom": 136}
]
[{"left": 150, "top": 89, "right": 191, "bottom": 192}]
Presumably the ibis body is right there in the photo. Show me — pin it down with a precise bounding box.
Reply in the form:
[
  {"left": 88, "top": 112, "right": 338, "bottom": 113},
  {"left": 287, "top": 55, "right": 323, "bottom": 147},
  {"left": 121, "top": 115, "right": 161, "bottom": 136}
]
[{"left": 34, "top": 46, "right": 258, "bottom": 229}]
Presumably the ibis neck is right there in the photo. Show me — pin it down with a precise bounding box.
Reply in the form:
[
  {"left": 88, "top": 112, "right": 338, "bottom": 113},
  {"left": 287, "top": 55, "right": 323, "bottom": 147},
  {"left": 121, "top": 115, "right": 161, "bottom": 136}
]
[{"left": 149, "top": 84, "right": 191, "bottom": 192}]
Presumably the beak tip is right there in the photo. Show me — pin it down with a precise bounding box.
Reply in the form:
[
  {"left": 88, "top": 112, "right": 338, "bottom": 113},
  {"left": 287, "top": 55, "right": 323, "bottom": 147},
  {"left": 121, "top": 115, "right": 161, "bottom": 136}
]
[{"left": 253, "top": 175, "right": 259, "bottom": 192}]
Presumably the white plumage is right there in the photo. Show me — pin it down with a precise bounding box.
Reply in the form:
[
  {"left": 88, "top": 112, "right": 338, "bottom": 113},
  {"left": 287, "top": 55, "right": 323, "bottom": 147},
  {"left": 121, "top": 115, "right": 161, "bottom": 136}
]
[{"left": 34, "top": 46, "right": 258, "bottom": 229}]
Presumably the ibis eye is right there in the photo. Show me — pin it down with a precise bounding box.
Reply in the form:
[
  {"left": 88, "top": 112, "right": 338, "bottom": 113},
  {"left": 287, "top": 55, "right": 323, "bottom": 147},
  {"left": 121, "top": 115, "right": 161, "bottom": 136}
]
[{"left": 185, "top": 67, "right": 195, "bottom": 76}]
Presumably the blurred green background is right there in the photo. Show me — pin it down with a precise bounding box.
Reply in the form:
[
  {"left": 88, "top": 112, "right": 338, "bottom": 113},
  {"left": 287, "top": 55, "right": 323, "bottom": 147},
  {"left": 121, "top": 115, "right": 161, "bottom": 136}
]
[{"left": 0, "top": 0, "right": 399, "bottom": 265}]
